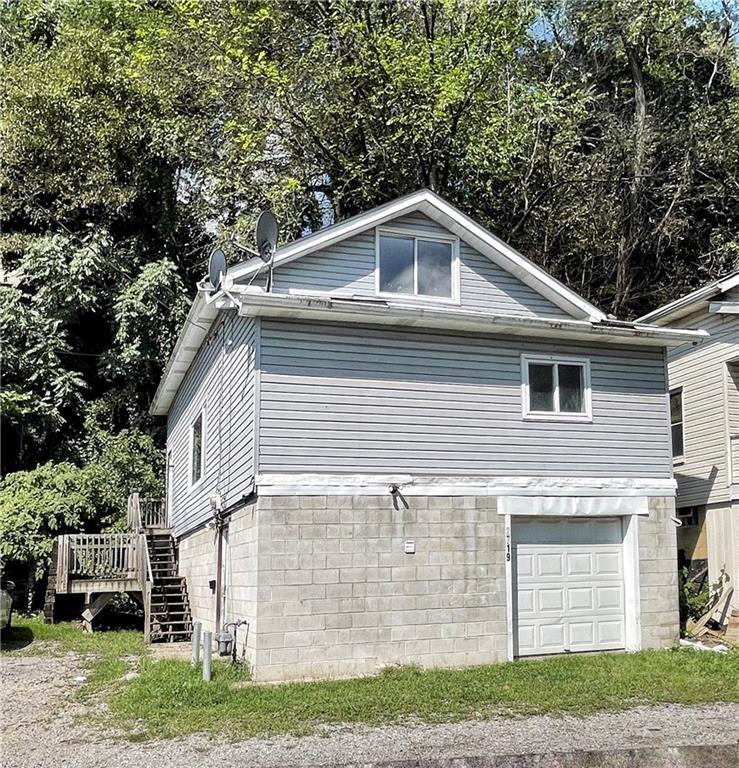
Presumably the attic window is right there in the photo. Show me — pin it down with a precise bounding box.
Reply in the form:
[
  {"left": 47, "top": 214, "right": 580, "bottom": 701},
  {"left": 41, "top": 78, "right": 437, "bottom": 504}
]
[{"left": 377, "top": 230, "right": 458, "bottom": 300}]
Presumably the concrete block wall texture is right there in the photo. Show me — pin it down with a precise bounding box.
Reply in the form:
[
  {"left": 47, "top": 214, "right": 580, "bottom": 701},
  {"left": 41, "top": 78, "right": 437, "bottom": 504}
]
[
  {"left": 640, "top": 497, "right": 680, "bottom": 650},
  {"left": 175, "top": 493, "right": 681, "bottom": 682},
  {"left": 251, "top": 494, "right": 509, "bottom": 681},
  {"left": 177, "top": 524, "right": 217, "bottom": 633},
  {"left": 223, "top": 502, "right": 259, "bottom": 666}
]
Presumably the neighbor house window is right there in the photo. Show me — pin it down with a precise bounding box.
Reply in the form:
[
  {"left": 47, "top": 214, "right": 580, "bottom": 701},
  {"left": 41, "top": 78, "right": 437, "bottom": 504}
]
[
  {"left": 670, "top": 389, "right": 683, "bottom": 459},
  {"left": 190, "top": 409, "right": 204, "bottom": 488},
  {"left": 522, "top": 356, "right": 591, "bottom": 420},
  {"left": 377, "top": 230, "right": 457, "bottom": 300},
  {"left": 677, "top": 506, "right": 699, "bottom": 527}
]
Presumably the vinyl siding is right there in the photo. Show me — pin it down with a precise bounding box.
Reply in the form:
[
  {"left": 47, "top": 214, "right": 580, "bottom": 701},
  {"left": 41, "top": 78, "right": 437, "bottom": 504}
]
[
  {"left": 270, "top": 212, "right": 571, "bottom": 319},
  {"left": 666, "top": 309, "right": 739, "bottom": 507},
  {"left": 167, "top": 314, "right": 258, "bottom": 537},
  {"left": 257, "top": 320, "right": 671, "bottom": 477}
]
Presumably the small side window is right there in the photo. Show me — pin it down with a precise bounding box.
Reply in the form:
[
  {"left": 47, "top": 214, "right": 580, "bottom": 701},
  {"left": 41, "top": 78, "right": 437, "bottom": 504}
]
[
  {"left": 522, "top": 356, "right": 591, "bottom": 420},
  {"left": 190, "top": 410, "right": 204, "bottom": 487},
  {"left": 670, "top": 389, "right": 684, "bottom": 459}
]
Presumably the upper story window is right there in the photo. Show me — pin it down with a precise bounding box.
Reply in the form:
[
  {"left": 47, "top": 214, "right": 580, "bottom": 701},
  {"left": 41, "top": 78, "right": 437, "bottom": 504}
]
[
  {"left": 670, "top": 389, "right": 684, "bottom": 460},
  {"left": 522, "top": 355, "right": 591, "bottom": 421},
  {"left": 376, "top": 229, "right": 459, "bottom": 301},
  {"left": 190, "top": 409, "right": 205, "bottom": 488}
]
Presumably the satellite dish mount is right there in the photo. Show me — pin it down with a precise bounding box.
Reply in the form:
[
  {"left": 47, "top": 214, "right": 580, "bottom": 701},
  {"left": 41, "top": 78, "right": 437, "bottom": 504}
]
[
  {"left": 255, "top": 211, "right": 279, "bottom": 291},
  {"left": 208, "top": 248, "right": 227, "bottom": 291}
]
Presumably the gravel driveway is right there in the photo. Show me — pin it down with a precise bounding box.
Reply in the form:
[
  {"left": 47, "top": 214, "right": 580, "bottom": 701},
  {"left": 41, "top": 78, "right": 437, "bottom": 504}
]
[{"left": 1, "top": 653, "right": 737, "bottom": 768}]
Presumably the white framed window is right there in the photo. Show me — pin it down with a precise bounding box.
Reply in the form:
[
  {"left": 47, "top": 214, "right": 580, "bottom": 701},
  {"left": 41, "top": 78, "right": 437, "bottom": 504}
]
[
  {"left": 375, "top": 227, "right": 459, "bottom": 302},
  {"left": 521, "top": 355, "right": 592, "bottom": 421},
  {"left": 670, "top": 388, "right": 684, "bottom": 460},
  {"left": 189, "top": 408, "right": 205, "bottom": 490}
]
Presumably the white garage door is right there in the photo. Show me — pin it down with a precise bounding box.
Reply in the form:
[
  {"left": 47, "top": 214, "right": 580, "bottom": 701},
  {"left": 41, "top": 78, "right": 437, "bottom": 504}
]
[{"left": 513, "top": 516, "right": 626, "bottom": 657}]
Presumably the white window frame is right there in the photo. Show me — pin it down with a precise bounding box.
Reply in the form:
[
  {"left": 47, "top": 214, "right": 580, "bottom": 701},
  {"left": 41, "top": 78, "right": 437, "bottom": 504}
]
[
  {"left": 670, "top": 387, "right": 684, "bottom": 463},
  {"left": 521, "top": 354, "right": 592, "bottom": 422},
  {"left": 188, "top": 407, "right": 206, "bottom": 492},
  {"left": 375, "top": 226, "right": 460, "bottom": 304}
]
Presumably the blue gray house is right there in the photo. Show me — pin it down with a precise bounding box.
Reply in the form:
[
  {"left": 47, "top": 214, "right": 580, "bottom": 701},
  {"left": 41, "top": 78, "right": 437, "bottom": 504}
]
[{"left": 151, "top": 190, "right": 703, "bottom": 681}]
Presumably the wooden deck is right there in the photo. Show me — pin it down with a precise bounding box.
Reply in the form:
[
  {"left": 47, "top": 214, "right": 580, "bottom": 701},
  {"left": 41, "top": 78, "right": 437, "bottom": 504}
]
[{"left": 46, "top": 494, "right": 192, "bottom": 640}]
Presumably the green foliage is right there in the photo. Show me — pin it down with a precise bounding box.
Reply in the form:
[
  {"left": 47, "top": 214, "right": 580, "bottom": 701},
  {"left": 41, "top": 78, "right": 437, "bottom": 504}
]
[
  {"left": 0, "top": 0, "right": 737, "bottom": 508},
  {"left": 0, "top": 427, "right": 163, "bottom": 578},
  {"left": 111, "top": 649, "right": 739, "bottom": 739},
  {"left": 679, "top": 566, "right": 711, "bottom": 623}
]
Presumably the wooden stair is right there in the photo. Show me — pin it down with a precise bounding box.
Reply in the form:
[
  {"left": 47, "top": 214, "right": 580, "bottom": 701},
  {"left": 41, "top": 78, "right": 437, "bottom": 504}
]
[{"left": 146, "top": 532, "right": 193, "bottom": 642}]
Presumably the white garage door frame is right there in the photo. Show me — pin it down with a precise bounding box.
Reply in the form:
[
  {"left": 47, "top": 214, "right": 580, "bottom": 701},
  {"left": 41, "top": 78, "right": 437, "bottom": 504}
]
[{"left": 503, "top": 512, "right": 642, "bottom": 661}]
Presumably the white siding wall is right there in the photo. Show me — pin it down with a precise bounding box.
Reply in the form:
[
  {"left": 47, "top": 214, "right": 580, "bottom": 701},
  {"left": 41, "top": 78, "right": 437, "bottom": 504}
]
[
  {"left": 258, "top": 321, "right": 672, "bottom": 478},
  {"left": 167, "top": 314, "right": 258, "bottom": 537},
  {"left": 666, "top": 310, "right": 739, "bottom": 507},
  {"left": 269, "top": 212, "right": 571, "bottom": 319}
]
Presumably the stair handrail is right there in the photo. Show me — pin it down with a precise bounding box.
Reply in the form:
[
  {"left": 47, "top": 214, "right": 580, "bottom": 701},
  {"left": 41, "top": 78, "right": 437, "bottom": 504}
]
[{"left": 129, "top": 493, "right": 154, "bottom": 588}]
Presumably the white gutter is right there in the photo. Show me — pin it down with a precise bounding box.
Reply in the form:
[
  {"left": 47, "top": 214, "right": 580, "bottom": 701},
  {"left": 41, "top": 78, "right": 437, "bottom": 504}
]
[
  {"left": 638, "top": 271, "right": 739, "bottom": 326},
  {"left": 149, "top": 290, "right": 220, "bottom": 416},
  {"left": 234, "top": 288, "right": 706, "bottom": 348}
]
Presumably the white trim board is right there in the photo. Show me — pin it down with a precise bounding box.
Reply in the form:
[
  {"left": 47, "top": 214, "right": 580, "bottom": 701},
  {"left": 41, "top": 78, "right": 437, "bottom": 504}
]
[
  {"left": 254, "top": 474, "right": 677, "bottom": 497},
  {"left": 498, "top": 496, "right": 649, "bottom": 516}
]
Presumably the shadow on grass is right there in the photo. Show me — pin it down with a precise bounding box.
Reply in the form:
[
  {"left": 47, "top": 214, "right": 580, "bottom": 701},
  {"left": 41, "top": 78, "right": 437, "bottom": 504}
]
[{"left": 0, "top": 625, "right": 34, "bottom": 651}]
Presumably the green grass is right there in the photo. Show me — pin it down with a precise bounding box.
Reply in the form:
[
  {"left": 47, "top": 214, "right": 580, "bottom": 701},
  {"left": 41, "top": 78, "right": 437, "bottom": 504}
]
[
  {"left": 111, "top": 648, "right": 739, "bottom": 740},
  {"left": 4, "top": 616, "right": 738, "bottom": 740},
  {"left": 1, "top": 614, "right": 146, "bottom": 694}
]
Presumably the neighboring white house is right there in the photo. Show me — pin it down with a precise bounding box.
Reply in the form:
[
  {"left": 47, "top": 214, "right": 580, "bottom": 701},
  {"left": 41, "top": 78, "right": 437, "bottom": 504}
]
[
  {"left": 151, "top": 190, "right": 704, "bottom": 681},
  {"left": 639, "top": 273, "right": 739, "bottom": 610}
]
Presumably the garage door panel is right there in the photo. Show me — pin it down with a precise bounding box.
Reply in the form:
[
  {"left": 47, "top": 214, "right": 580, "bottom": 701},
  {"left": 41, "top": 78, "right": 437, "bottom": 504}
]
[
  {"left": 514, "top": 516, "right": 626, "bottom": 657},
  {"left": 566, "top": 552, "right": 593, "bottom": 576},
  {"left": 568, "top": 622, "right": 595, "bottom": 647},
  {"left": 568, "top": 586, "right": 594, "bottom": 611},
  {"left": 517, "top": 553, "right": 534, "bottom": 578},
  {"left": 595, "top": 552, "right": 622, "bottom": 576},
  {"left": 517, "top": 625, "right": 536, "bottom": 653},
  {"left": 537, "top": 553, "right": 564, "bottom": 577},
  {"left": 538, "top": 588, "right": 565, "bottom": 612},
  {"left": 518, "top": 589, "right": 535, "bottom": 613},
  {"left": 596, "top": 586, "right": 623, "bottom": 611},
  {"left": 539, "top": 623, "right": 566, "bottom": 650}
]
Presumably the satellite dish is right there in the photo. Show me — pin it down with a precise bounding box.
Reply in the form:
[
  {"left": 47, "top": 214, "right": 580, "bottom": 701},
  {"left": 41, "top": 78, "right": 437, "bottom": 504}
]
[
  {"left": 255, "top": 211, "right": 279, "bottom": 263},
  {"left": 208, "top": 247, "right": 227, "bottom": 290}
]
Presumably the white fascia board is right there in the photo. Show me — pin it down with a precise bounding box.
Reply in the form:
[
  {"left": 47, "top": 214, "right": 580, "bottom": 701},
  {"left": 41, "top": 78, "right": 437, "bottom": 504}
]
[
  {"left": 235, "top": 290, "right": 706, "bottom": 347},
  {"left": 415, "top": 195, "right": 606, "bottom": 321},
  {"left": 228, "top": 189, "right": 606, "bottom": 322},
  {"left": 637, "top": 271, "right": 739, "bottom": 326},
  {"left": 228, "top": 190, "right": 431, "bottom": 281},
  {"left": 255, "top": 474, "right": 677, "bottom": 498},
  {"left": 709, "top": 301, "right": 739, "bottom": 315},
  {"left": 149, "top": 291, "right": 220, "bottom": 416}
]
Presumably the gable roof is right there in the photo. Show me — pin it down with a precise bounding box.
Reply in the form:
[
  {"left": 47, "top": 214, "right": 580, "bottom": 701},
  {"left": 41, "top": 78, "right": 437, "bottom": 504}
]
[
  {"left": 637, "top": 270, "right": 739, "bottom": 326},
  {"left": 229, "top": 189, "right": 607, "bottom": 322},
  {"left": 150, "top": 191, "right": 709, "bottom": 416}
]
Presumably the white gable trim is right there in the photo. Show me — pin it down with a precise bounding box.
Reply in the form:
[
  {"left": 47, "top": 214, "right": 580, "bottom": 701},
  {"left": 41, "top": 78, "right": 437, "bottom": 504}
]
[
  {"left": 228, "top": 190, "right": 607, "bottom": 322},
  {"left": 638, "top": 271, "right": 739, "bottom": 326}
]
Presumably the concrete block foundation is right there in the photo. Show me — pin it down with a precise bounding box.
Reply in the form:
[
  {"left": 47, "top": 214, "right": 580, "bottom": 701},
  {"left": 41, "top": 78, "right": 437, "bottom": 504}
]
[{"left": 177, "top": 494, "right": 679, "bottom": 681}]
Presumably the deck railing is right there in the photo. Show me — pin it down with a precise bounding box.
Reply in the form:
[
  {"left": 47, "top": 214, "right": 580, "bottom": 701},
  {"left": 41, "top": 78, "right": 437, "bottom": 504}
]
[
  {"left": 126, "top": 493, "right": 167, "bottom": 531},
  {"left": 55, "top": 532, "right": 147, "bottom": 593}
]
